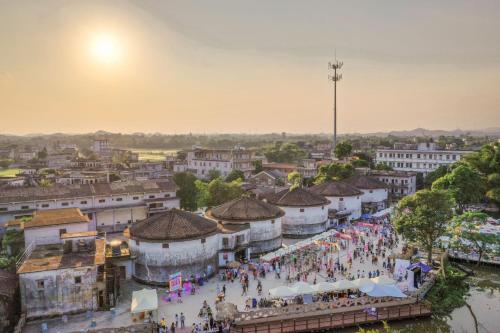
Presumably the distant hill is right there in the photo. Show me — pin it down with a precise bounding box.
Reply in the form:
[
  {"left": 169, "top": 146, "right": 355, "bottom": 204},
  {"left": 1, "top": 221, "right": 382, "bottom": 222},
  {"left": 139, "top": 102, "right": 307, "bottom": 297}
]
[{"left": 359, "top": 127, "right": 500, "bottom": 138}]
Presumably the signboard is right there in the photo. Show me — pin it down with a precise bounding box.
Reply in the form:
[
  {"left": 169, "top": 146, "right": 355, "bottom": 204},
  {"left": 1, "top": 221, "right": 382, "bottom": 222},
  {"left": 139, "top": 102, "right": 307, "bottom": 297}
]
[{"left": 169, "top": 272, "right": 182, "bottom": 292}]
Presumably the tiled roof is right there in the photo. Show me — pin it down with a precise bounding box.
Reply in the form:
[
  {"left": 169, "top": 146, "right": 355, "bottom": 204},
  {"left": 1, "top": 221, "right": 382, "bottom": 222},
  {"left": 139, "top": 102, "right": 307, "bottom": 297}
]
[
  {"left": 310, "top": 181, "right": 363, "bottom": 197},
  {"left": 0, "top": 179, "right": 177, "bottom": 203},
  {"left": 24, "top": 208, "right": 89, "bottom": 229},
  {"left": 129, "top": 209, "right": 218, "bottom": 241},
  {"left": 208, "top": 197, "right": 284, "bottom": 221},
  {"left": 344, "top": 175, "right": 388, "bottom": 190},
  {"left": 267, "top": 187, "right": 330, "bottom": 207}
]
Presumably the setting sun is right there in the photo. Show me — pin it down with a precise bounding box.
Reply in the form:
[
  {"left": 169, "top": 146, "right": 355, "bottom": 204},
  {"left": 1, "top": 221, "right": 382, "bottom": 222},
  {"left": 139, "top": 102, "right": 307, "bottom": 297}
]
[{"left": 90, "top": 34, "right": 121, "bottom": 64}]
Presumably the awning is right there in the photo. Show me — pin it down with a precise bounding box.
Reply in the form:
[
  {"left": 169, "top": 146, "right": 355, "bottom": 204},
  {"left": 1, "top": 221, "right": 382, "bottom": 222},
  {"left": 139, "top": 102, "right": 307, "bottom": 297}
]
[
  {"left": 407, "top": 262, "right": 432, "bottom": 273},
  {"left": 131, "top": 288, "right": 158, "bottom": 313},
  {"left": 269, "top": 286, "right": 296, "bottom": 298}
]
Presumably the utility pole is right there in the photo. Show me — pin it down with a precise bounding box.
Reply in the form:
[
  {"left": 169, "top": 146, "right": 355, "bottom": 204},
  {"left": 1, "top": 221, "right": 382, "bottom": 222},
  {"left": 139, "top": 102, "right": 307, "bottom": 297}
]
[{"left": 328, "top": 59, "right": 343, "bottom": 158}]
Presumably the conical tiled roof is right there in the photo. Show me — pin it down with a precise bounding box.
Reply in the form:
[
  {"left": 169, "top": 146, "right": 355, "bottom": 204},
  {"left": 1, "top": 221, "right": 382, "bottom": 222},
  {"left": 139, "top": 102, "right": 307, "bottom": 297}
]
[
  {"left": 344, "top": 175, "right": 388, "bottom": 190},
  {"left": 267, "top": 187, "right": 330, "bottom": 207},
  {"left": 129, "top": 209, "right": 218, "bottom": 241},
  {"left": 208, "top": 197, "right": 284, "bottom": 221},
  {"left": 310, "top": 180, "right": 363, "bottom": 197}
]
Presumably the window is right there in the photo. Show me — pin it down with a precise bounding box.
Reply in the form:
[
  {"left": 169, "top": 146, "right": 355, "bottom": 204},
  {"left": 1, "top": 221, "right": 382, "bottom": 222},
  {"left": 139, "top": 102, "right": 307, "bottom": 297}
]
[
  {"left": 369, "top": 190, "right": 373, "bottom": 193},
  {"left": 164, "top": 193, "right": 170, "bottom": 198},
  {"left": 136, "top": 240, "right": 140, "bottom": 245},
  {"left": 222, "top": 238, "right": 229, "bottom": 246},
  {"left": 61, "top": 202, "right": 69, "bottom": 206},
  {"left": 299, "top": 208, "right": 305, "bottom": 213},
  {"left": 74, "top": 276, "right": 82, "bottom": 284},
  {"left": 128, "top": 220, "right": 132, "bottom": 224},
  {"left": 41, "top": 204, "right": 49, "bottom": 208},
  {"left": 271, "top": 219, "right": 275, "bottom": 224},
  {"left": 80, "top": 200, "right": 87, "bottom": 205},
  {"left": 162, "top": 243, "right": 169, "bottom": 248},
  {"left": 21, "top": 205, "right": 29, "bottom": 210},
  {"left": 133, "top": 196, "right": 139, "bottom": 200},
  {"left": 37, "top": 279, "right": 45, "bottom": 289},
  {"left": 98, "top": 199, "right": 105, "bottom": 203},
  {"left": 201, "top": 238, "right": 206, "bottom": 244},
  {"left": 0, "top": 207, "right": 7, "bottom": 212},
  {"left": 116, "top": 198, "right": 123, "bottom": 202},
  {"left": 148, "top": 195, "right": 155, "bottom": 199},
  {"left": 339, "top": 198, "right": 344, "bottom": 201},
  {"left": 59, "top": 228, "right": 67, "bottom": 236}
]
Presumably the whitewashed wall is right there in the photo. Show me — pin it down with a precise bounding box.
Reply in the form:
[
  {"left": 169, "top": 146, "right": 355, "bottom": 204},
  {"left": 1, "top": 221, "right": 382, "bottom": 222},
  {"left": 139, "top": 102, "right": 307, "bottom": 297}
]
[{"left": 279, "top": 205, "right": 328, "bottom": 237}]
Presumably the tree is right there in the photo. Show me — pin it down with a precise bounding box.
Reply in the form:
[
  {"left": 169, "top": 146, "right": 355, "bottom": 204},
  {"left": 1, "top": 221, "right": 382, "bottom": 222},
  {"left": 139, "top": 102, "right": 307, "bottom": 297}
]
[
  {"left": 263, "top": 142, "right": 307, "bottom": 163},
  {"left": 176, "top": 150, "right": 187, "bottom": 161},
  {"left": 197, "top": 178, "right": 243, "bottom": 208},
  {"left": 225, "top": 169, "right": 245, "bottom": 182},
  {"left": 37, "top": 147, "right": 48, "bottom": 160},
  {"left": 374, "top": 163, "right": 393, "bottom": 171},
  {"left": 351, "top": 159, "right": 369, "bottom": 168},
  {"left": 334, "top": 141, "right": 352, "bottom": 159},
  {"left": 424, "top": 165, "right": 448, "bottom": 188},
  {"left": 252, "top": 160, "right": 263, "bottom": 174},
  {"left": 173, "top": 172, "right": 198, "bottom": 211},
  {"left": 39, "top": 179, "right": 52, "bottom": 187},
  {"left": 393, "top": 189, "right": 454, "bottom": 263},
  {"left": 432, "top": 164, "right": 484, "bottom": 212},
  {"left": 207, "top": 169, "right": 221, "bottom": 182},
  {"left": 313, "top": 162, "right": 355, "bottom": 184},
  {"left": 287, "top": 171, "right": 303, "bottom": 190},
  {"left": 357, "top": 322, "right": 394, "bottom": 333},
  {"left": 451, "top": 212, "right": 500, "bottom": 266},
  {"left": 0, "top": 159, "right": 13, "bottom": 169}
]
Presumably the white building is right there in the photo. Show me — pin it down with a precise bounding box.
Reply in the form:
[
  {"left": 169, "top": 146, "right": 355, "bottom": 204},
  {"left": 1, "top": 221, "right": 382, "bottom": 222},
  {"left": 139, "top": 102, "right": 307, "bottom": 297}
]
[
  {"left": 375, "top": 142, "right": 473, "bottom": 175},
  {"left": 344, "top": 175, "right": 388, "bottom": 214},
  {"left": 371, "top": 170, "right": 417, "bottom": 200},
  {"left": 92, "top": 139, "right": 110, "bottom": 154},
  {"left": 207, "top": 197, "right": 284, "bottom": 257},
  {"left": 309, "top": 181, "right": 363, "bottom": 226},
  {"left": 267, "top": 188, "right": 330, "bottom": 238},
  {"left": 0, "top": 180, "right": 179, "bottom": 234},
  {"left": 128, "top": 209, "right": 220, "bottom": 284},
  {"left": 186, "top": 147, "right": 255, "bottom": 180}
]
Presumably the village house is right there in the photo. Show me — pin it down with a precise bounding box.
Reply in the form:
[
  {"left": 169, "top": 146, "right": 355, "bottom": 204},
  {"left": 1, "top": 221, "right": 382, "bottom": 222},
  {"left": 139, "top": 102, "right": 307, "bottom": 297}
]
[
  {"left": 310, "top": 180, "right": 363, "bottom": 226},
  {"left": 207, "top": 196, "right": 285, "bottom": 257},
  {"left": 266, "top": 188, "right": 330, "bottom": 238},
  {"left": 370, "top": 170, "right": 417, "bottom": 200},
  {"left": 128, "top": 209, "right": 220, "bottom": 284},
  {"left": 344, "top": 175, "right": 389, "bottom": 214}
]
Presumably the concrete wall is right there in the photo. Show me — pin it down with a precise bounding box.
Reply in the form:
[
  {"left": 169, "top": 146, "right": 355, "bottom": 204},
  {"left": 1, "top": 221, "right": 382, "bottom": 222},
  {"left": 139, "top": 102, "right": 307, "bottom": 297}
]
[
  {"left": 359, "top": 188, "right": 388, "bottom": 204},
  {"left": 325, "top": 195, "right": 362, "bottom": 221},
  {"left": 95, "top": 206, "right": 147, "bottom": 232},
  {"left": 248, "top": 218, "right": 282, "bottom": 254},
  {"left": 279, "top": 205, "right": 328, "bottom": 237},
  {"left": 19, "top": 266, "right": 98, "bottom": 319},
  {"left": 130, "top": 234, "right": 219, "bottom": 284}
]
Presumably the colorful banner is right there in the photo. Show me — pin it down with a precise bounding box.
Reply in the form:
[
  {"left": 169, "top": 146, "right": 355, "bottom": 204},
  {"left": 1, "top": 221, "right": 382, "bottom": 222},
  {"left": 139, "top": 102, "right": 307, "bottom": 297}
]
[{"left": 169, "top": 272, "right": 182, "bottom": 291}]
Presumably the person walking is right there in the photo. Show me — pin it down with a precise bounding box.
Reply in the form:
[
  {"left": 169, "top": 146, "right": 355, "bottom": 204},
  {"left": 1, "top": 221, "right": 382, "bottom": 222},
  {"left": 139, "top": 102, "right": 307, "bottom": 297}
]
[{"left": 180, "top": 313, "right": 185, "bottom": 328}]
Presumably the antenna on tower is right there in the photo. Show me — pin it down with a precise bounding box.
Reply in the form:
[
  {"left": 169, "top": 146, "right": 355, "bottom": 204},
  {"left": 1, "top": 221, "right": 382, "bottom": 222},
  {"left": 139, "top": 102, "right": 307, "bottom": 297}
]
[{"left": 328, "top": 56, "right": 343, "bottom": 159}]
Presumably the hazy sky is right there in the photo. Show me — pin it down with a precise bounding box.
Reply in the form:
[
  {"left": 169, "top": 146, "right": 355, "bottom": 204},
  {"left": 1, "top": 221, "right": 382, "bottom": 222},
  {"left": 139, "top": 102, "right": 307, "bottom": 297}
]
[{"left": 1, "top": 0, "right": 499, "bottom": 135}]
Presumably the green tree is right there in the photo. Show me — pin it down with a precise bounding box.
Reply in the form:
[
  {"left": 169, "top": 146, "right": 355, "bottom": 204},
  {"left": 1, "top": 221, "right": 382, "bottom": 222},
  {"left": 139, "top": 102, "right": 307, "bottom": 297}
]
[
  {"left": 173, "top": 172, "right": 198, "bottom": 211},
  {"left": 334, "top": 141, "right": 352, "bottom": 159},
  {"left": 351, "top": 159, "right": 369, "bottom": 168},
  {"left": 263, "top": 142, "right": 307, "bottom": 163},
  {"left": 197, "top": 178, "right": 243, "bottom": 208},
  {"left": 393, "top": 189, "right": 454, "bottom": 263},
  {"left": 252, "top": 160, "right": 263, "bottom": 174},
  {"left": 207, "top": 169, "right": 222, "bottom": 182},
  {"left": 424, "top": 165, "right": 448, "bottom": 188},
  {"left": 313, "top": 162, "right": 355, "bottom": 184},
  {"left": 432, "top": 164, "right": 484, "bottom": 212},
  {"left": 39, "top": 179, "right": 52, "bottom": 187},
  {"left": 451, "top": 212, "right": 500, "bottom": 266},
  {"left": 357, "top": 322, "right": 394, "bottom": 333},
  {"left": 374, "top": 163, "right": 393, "bottom": 171},
  {"left": 0, "top": 159, "right": 13, "bottom": 169},
  {"left": 225, "top": 169, "right": 245, "bottom": 182},
  {"left": 37, "top": 147, "right": 48, "bottom": 159},
  {"left": 287, "top": 171, "right": 303, "bottom": 190}
]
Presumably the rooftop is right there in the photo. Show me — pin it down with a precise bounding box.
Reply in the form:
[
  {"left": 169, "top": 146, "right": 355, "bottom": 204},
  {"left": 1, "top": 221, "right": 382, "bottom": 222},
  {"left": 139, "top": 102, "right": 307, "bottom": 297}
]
[
  {"left": 24, "top": 208, "right": 89, "bottom": 229},
  {"left": 60, "top": 230, "right": 98, "bottom": 239},
  {"left": 267, "top": 187, "right": 330, "bottom": 207},
  {"left": 17, "top": 239, "right": 105, "bottom": 274},
  {"left": 344, "top": 175, "right": 388, "bottom": 190},
  {"left": 129, "top": 209, "right": 218, "bottom": 242},
  {"left": 208, "top": 197, "right": 285, "bottom": 222},
  {"left": 310, "top": 181, "right": 363, "bottom": 197}
]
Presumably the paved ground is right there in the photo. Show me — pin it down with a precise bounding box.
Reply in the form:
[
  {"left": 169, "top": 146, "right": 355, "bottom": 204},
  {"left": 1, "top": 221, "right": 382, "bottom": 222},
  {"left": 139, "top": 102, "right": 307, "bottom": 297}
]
[{"left": 23, "top": 231, "right": 403, "bottom": 333}]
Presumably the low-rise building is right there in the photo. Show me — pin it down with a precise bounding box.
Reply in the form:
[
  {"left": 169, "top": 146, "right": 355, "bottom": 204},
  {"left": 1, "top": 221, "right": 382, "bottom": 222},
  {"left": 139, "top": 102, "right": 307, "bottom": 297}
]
[
  {"left": 344, "top": 175, "right": 388, "bottom": 214},
  {"left": 371, "top": 170, "right": 417, "bottom": 200},
  {"left": 186, "top": 147, "right": 255, "bottom": 180}
]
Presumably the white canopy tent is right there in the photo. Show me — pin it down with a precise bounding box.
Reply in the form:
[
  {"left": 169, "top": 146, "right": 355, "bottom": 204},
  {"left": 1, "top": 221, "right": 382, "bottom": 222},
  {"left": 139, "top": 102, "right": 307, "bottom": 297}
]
[
  {"left": 131, "top": 288, "right": 158, "bottom": 314},
  {"left": 269, "top": 286, "right": 297, "bottom": 298},
  {"left": 292, "top": 281, "right": 316, "bottom": 294},
  {"left": 371, "top": 276, "right": 397, "bottom": 285},
  {"left": 332, "top": 280, "right": 356, "bottom": 291},
  {"left": 352, "top": 278, "right": 375, "bottom": 289},
  {"left": 360, "top": 284, "right": 407, "bottom": 298},
  {"left": 313, "top": 282, "right": 336, "bottom": 293}
]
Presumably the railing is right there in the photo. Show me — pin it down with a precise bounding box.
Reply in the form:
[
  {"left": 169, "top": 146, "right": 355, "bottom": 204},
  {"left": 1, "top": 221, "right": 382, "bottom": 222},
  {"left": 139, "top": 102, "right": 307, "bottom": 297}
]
[
  {"left": 16, "top": 241, "right": 34, "bottom": 270},
  {"left": 230, "top": 303, "right": 431, "bottom": 333}
]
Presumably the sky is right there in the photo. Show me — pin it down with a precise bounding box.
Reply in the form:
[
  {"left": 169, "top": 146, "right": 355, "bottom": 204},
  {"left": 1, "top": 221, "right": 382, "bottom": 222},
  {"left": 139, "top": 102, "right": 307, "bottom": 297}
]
[{"left": 1, "top": 0, "right": 499, "bottom": 135}]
